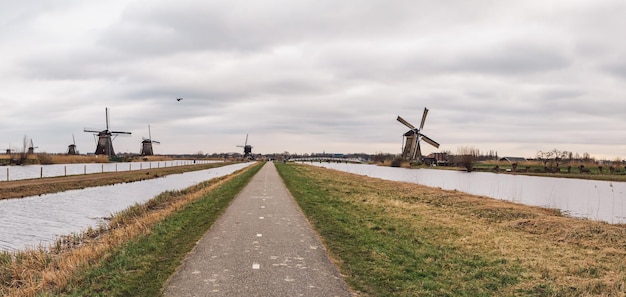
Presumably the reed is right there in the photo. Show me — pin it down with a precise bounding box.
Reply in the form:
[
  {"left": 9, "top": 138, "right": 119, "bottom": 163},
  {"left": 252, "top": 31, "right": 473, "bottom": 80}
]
[{"left": 0, "top": 163, "right": 262, "bottom": 296}]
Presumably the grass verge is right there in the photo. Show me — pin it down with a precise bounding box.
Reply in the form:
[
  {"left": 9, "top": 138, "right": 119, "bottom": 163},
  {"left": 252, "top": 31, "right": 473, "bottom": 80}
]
[
  {"left": 276, "top": 163, "right": 626, "bottom": 296},
  {"left": 1, "top": 162, "right": 263, "bottom": 296}
]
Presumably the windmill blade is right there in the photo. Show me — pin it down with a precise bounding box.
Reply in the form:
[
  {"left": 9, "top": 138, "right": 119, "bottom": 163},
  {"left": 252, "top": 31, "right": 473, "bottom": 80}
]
[
  {"left": 419, "top": 108, "right": 429, "bottom": 130},
  {"left": 110, "top": 131, "right": 132, "bottom": 135},
  {"left": 244, "top": 134, "right": 249, "bottom": 146},
  {"left": 148, "top": 125, "right": 152, "bottom": 140},
  {"left": 105, "top": 107, "right": 110, "bottom": 131},
  {"left": 396, "top": 116, "right": 415, "bottom": 130},
  {"left": 413, "top": 140, "right": 422, "bottom": 160},
  {"left": 84, "top": 128, "right": 100, "bottom": 133},
  {"left": 152, "top": 140, "right": 160, "bottom": 144},
  {"left": 420, "top": 134, "right": 440, "bottom": 148},
  {"left": 72, "top": 134, "right": 76, "bottom": 145}
]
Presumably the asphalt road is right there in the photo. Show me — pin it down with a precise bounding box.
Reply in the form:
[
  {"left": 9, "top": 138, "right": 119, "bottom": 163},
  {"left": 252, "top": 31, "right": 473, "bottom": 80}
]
[{"left": 162, "top": 162, "right": 352, "bottom": 297}]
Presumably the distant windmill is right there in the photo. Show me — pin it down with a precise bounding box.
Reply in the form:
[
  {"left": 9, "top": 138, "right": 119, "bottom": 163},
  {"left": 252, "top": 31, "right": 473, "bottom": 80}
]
[
  {"left": 67, "top": 134, "right": 79, "bottom": 155},
  {"left": 27, "top": 139, "right": 38, "bottom": 155},
  {"left": 140, "top": 125, "right": 160, "bottom": 156},
  {"left": 236, "top": 134, "right": 253, "bottom": 159},
  {"left": 84, "top": 107, "right": 131, "bottom": 156},
  {"left": 397, "top": 107, "right": 440, "bottom": 161}
]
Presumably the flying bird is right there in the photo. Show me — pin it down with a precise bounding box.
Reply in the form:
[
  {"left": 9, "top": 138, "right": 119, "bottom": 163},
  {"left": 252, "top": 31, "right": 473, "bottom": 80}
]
[{"left": 176, "top": 97, "right": 183, "bottom": 101}]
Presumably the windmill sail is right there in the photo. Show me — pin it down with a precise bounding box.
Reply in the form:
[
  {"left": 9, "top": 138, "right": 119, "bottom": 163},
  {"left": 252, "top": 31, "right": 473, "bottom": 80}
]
[
  {"left": 84, "top": 107, "right": 131, "bottom": 156},
  {"left": 397, "top": 107, "right": 440, "bottom": 161}
]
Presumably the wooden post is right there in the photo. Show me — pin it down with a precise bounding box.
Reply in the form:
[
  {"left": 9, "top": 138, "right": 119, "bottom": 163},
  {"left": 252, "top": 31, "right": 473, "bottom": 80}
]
[
  {"left": 40, "top": 167, "right": 43, "bottom": 178},
  {"left": 115, "top": 164, "right": 118, "bottom": 172},
  {"left": 65, "top": 166, "right": 67, "bottom": 177},
  {"left": 6, "top": 168, "right": 9, "bottom": 181},
  {"left": 84, "top": 165, "right": 87, "bottom": 175},
  {"left": 102, "top": 164, "right": 104, "bottom": 173}
]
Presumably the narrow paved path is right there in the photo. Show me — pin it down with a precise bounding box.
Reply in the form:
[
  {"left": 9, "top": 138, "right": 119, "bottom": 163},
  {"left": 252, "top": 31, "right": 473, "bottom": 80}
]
[{"left": 163, "top": 162, "right": 352, "bottom": 297}]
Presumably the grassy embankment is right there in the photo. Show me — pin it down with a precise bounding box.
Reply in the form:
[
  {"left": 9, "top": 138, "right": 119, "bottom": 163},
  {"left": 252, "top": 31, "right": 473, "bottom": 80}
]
[
  {"left": 0, "top": 162, "right": 263, "bottom": 296},
  {"left": 276, "top": 163, "right": 626, "bottom": 296},
  {"left": 0, "top": 161, "right": 236, "bottom": 200}
]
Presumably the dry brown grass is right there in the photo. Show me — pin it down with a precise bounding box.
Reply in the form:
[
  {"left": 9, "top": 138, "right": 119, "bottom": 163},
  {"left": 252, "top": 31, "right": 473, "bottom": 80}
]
[
  {"left": 297, "top": 165, "right": 626, "bottom": 295},
  {"left": 47, "top": 154, "right": 110, "bottom": 164},
  {"left": 0, "top": 166, "right": 251, "bottom": 297}
]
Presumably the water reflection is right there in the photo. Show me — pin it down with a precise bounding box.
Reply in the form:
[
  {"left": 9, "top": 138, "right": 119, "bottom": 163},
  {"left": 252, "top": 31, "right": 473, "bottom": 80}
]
[
  {"left": 0, "top": 162, "right": 253, "bottom": 251},
  {"left": 0, "top": 160, "right": 218, "bottom": 181},
  {"left": 303, "top": 162, "right": 626, "bottom": 225}
]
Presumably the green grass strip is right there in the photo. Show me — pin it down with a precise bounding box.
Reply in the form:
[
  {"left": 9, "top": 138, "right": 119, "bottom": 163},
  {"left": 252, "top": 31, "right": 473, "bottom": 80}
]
[
  {"left": 57, "top": 162, "right": 264, "bottom": 297},
  {"left": 276, "top": 163, "right": 522, "bottom": 297}
]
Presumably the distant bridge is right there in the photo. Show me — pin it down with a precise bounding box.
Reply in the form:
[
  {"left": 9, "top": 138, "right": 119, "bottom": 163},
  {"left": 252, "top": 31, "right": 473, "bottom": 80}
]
[{"left": 288, "top": 157, "right": 364, "bottom": 164}]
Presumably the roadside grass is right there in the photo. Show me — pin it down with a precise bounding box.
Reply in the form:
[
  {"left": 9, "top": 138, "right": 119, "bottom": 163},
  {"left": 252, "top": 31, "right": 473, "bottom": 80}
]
[
  {"left": 58, "top": 162, "right": 263, "bottom": 296},
  {"left": 276, "top": 163, "right": 626, "bottom": 296},
  {"left": 0, "top": 162, "right": 263, "bottom": 296}
]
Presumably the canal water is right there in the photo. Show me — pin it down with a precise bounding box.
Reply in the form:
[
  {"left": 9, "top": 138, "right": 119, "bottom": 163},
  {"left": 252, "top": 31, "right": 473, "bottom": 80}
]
[
  {"left": 0, "top": 162, "right": 253, "bottom": 251},
  {"left": 303, "top": 162, "right": 626, "bottom": 225},
  {"left": 0, "top": 160, "right": 217, "bottom": 181}
]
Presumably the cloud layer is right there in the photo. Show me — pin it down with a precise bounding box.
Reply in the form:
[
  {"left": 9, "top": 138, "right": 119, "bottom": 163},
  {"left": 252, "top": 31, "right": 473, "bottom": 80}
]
[{"left": 1, "top": 0, "right": 625, "bottom": 158}]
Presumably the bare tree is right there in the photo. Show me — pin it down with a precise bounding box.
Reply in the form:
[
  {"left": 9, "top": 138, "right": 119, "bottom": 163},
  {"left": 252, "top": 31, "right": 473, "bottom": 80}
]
[
  {"left": 456, "top": 146, "right": 479, "bottom": 172},
  {"left": 10, "top": 135, "right": 30, "bottom": 165}
]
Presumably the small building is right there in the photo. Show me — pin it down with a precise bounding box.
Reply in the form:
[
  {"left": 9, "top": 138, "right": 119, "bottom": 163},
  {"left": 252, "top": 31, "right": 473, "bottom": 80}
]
[
  {"left": 499, "top": 157, "right": 527, "bottom": 163},
  {"left": 425, "top": 152, "right": 449, "bottom": 166}
]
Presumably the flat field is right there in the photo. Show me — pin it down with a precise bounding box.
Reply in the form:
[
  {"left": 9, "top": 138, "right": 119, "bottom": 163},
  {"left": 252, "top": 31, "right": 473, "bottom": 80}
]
[{"left": 276, "top": 163, "right": 626, "bottom": 296}]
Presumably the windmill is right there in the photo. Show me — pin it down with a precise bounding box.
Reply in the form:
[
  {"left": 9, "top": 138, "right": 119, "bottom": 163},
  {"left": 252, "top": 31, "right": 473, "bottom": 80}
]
[
  {"left": 236, "top": 134, "right": 253, "bottom": 159},
  {"left": 397, "top": 107, "right": 440, "bottom": 161},
  {"left": 27, "top": 139, "right": 38, "bottom": 155},
  {"left": 84, "top": 107, "right": 131, "bottom": 156},
  {"left": 67, "top": 134, "right": 79, "bottom": 155},
  {"left": 140, "top": 125, "right": 160, "bottom": 156}
]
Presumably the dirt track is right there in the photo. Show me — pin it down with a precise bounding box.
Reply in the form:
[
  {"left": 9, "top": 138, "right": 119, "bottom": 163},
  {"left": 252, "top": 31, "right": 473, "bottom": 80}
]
[{"left": 0, "top": 163, "right": 231, "bottom": 200}]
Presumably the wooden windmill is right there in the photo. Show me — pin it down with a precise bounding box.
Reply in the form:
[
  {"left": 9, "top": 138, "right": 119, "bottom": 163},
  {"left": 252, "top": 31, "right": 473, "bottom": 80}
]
[
  {"left": 236, "top": 134, "right": 253, "bottom": 159},
  {"left": 67, "top": 134, "right": 79, "bottom": 155},
  {"left": 84, "top": 107, "right": 131, "bottom": 156},
  {"left": 397, "top": 107, "right": 440, "bottom": 161},
  {"left": 140, "top": 125, "right": 160, "bottom": 156},
  {"left": 27, "top": 139, "right": 38, "bottom": 155}
]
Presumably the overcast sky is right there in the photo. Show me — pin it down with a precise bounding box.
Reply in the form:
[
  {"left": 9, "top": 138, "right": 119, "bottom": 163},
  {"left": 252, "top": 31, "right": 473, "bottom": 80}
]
[{"left": 1, "top": 1, "right": 625, "bottom": 159}]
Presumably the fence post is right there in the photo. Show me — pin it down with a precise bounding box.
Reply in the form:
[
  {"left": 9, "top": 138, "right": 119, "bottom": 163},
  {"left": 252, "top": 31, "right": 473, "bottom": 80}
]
[
  {"left": 102, "top": 164, "right": 104, "bottom": 173},
  {"left": 84, "top": 165, "right": 86, "bottom": 175},
  {"left": 6, "top": 168, "right": 8, "bottom": 181},
  {"left": 65, "top": 166, "right": 67, "bottom": 177},
  {"left": 40, "top": 167, "right": 43, "bottom": 178},
  {"left": 115, "top": 164, "right": 118, "bottom": 172}
]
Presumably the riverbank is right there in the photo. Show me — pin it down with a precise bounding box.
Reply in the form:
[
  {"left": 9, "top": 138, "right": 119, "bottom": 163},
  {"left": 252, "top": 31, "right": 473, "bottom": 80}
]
[
  {"left": 0, "top": 162, "right": 263, "bottom": 296},
  {"left": 276, "top": 163, "right": 626, "bottom": 296},
  {"left": 0, "top": 161, "right": 237, "bottom": 200}
]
